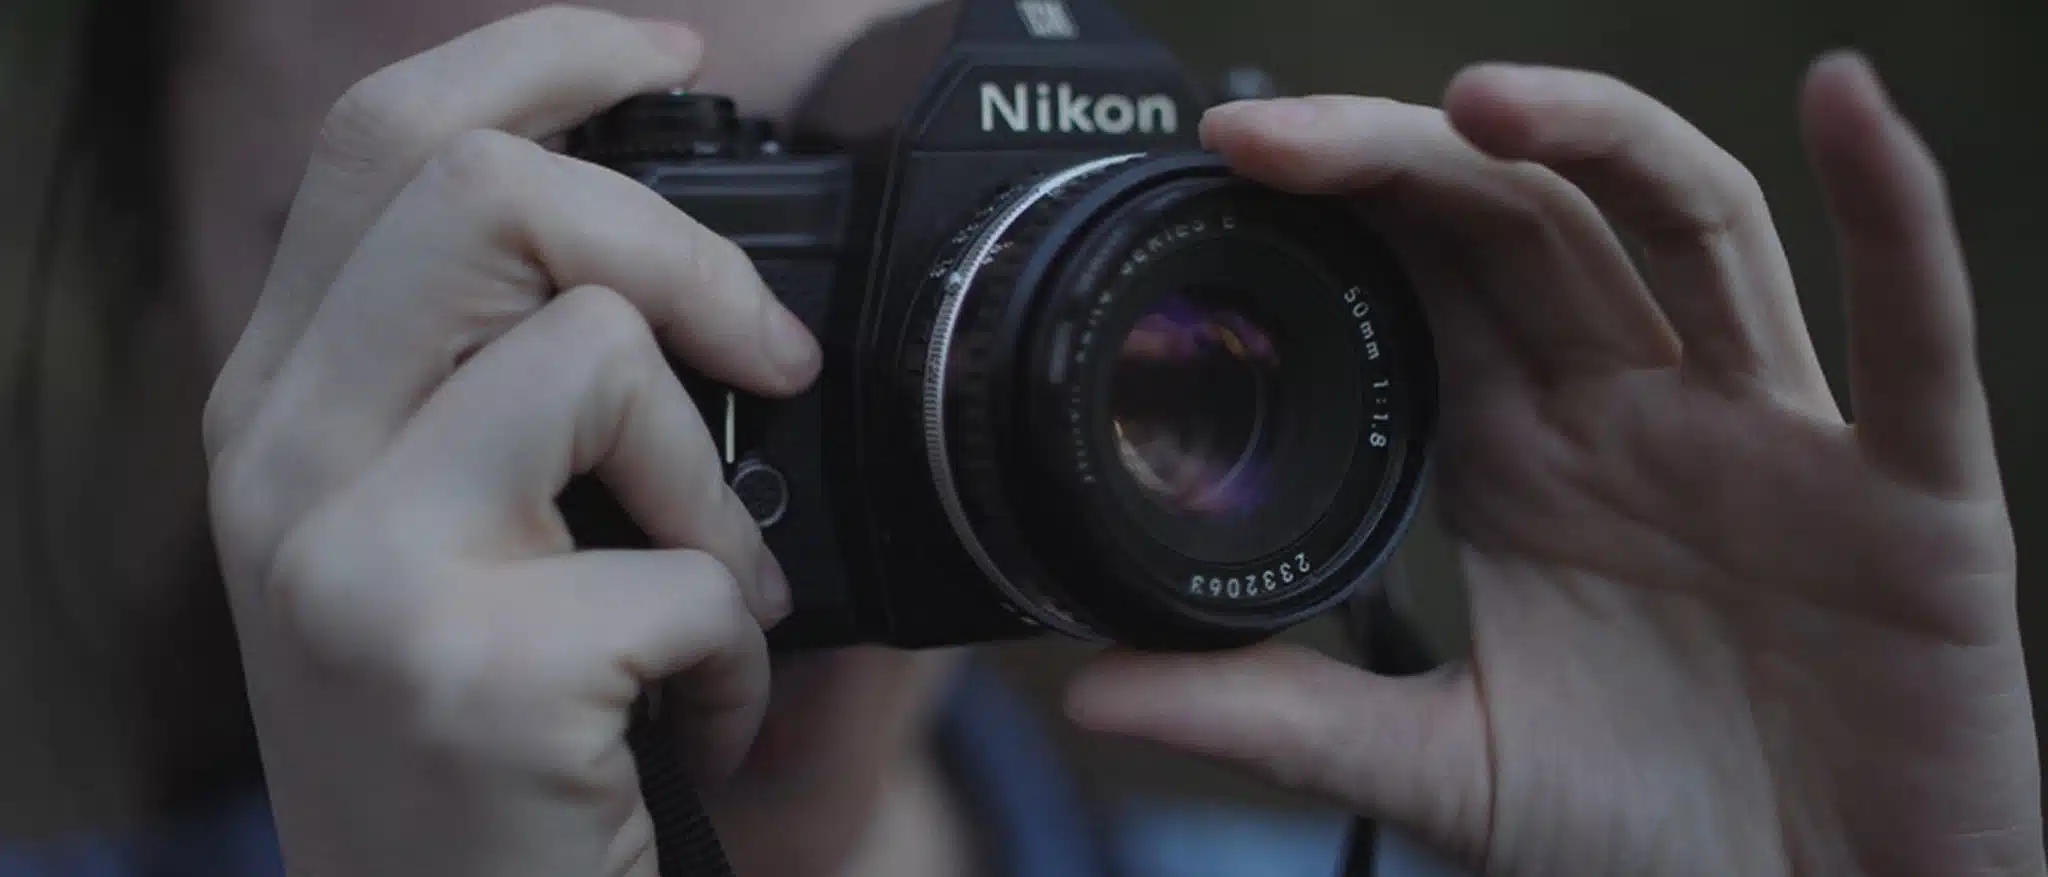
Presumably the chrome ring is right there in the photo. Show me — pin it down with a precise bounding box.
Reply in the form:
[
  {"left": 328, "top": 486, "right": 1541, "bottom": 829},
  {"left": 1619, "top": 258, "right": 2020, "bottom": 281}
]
[{"left": 921, "top": 153, "right": 1140, "bottom": 641}]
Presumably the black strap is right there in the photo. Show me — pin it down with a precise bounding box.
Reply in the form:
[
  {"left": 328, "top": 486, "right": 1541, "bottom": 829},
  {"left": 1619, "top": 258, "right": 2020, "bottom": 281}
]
[
  {"left": 627, "top": 694, "right": 735, "bottom": 877},
  {"left": 1339, "top": 582, "right": 1444, "bottom": 877}
]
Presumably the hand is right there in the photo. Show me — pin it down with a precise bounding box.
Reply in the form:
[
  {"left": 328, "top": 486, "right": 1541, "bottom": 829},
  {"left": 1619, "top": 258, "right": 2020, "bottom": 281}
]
[
  {"left": 1068, "top": 54, "right": 2042, "bottom": 877},
  {"left": 202, "top": 10, "right": 821, "bottom": 876}
]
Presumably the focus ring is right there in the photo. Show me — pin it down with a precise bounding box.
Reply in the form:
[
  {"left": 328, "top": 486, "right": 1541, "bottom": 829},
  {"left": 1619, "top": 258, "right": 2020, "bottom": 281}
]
[
  {"left": 946, "top": 159, "right": 1133, "bottom": 509},
  {"left": 920, "top": 154, "right": 1141, "bottom": 640}
]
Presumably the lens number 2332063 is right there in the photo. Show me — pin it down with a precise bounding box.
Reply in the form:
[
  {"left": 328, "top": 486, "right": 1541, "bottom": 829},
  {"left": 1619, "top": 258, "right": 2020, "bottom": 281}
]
[{"left": 1188, "top": 553, "right": 1311, "bottom": 601}]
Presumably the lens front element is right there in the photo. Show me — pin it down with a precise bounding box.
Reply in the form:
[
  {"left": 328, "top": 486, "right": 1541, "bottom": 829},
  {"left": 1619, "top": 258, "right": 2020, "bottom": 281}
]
[
  {"left": 1110, "top": 288, "right": 1280, "bottom": 520},
  {"left": 914, "top": 153, "right": 1435, "bottom": 650}
]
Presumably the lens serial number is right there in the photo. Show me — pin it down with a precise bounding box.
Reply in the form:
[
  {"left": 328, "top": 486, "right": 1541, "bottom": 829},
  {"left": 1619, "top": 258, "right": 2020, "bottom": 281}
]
[{"left": 1188, "top": 553, "right": 1312, "bottom": 601}]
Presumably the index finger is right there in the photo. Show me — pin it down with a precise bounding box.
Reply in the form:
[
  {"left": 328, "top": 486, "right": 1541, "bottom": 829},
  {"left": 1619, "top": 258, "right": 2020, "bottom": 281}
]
[
  {"left": 375, "top": 285, "right": 789, "bottom": 625},
  {"left": 206, "top": 7, "right": 704, "bottom": 455}
]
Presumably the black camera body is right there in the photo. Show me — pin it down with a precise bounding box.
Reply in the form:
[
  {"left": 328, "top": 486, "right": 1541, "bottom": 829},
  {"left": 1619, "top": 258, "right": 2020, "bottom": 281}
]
[{"left": 567, "top": 0, "right": 1436, "bottom": 653}]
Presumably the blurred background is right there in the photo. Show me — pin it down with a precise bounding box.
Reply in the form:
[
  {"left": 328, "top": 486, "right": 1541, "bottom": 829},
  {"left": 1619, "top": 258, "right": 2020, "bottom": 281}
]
[
  {"left": 991, "top": 0, "right": 2048, "bottom": 816},
  {"left": 2, "top": 0, "right": 2042, "bottom": 852}
]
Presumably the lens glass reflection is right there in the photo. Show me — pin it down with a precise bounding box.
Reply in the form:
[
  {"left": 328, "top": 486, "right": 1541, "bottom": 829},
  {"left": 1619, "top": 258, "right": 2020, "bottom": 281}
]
[{"left": 1109, "top": 287, "right": 1281, "bottom": 518}]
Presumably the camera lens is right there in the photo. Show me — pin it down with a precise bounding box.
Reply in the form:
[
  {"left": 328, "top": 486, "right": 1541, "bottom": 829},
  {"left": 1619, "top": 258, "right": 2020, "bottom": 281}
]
[
  {"left": 1108, "top": 288, "right": 1277, "bottom": 521},
  {"left": 909, "top": 153, "right": 1434, "bottom": 650}
]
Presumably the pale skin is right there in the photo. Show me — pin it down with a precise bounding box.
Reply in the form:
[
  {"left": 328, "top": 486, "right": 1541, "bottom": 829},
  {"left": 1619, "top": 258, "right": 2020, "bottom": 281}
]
[
  {"left": 175, "top": 4, "right": 969, "bottom": 876},
  {"left": 139, "top": 1, "right": 2038, "bottom": 876},
  {"left": 1070, "top": 63, "right": 2043, "bottom": 876}
]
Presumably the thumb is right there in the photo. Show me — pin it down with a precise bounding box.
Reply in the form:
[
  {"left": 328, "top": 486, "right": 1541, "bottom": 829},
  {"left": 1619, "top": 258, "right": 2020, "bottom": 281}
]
[{"left": 1065, "top": 642, "right": 1493, "bottom": 860}]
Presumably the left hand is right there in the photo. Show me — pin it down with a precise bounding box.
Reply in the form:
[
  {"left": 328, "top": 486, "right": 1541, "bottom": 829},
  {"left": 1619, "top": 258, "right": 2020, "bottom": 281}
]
[
  {"left": 1066, "top": 55, "right": 2041, "bottom": 877},
  {"left": 199, "top": 13, "right": 813, "bottom": 875}
]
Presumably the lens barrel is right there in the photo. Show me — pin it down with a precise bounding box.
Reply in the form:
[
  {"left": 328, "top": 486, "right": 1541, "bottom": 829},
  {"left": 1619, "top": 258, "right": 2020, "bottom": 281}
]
[{"left": 914, "top": 153, "right": 1434, "bottom": 650}]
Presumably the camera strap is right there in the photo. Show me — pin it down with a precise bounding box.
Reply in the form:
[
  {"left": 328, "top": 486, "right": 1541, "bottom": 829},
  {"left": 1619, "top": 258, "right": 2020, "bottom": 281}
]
[
  {"left": 629, "top": 693, "right": 734, "bottom": 877},
  {"left": 1342, "top": 572, "right": 1452, "bottom": 877}
]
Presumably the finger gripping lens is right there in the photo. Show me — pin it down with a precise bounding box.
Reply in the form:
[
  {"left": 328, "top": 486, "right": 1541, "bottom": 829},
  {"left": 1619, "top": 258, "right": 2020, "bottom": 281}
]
[{"left": 916, "top": 154, "right": 1436, "bottom": 650}]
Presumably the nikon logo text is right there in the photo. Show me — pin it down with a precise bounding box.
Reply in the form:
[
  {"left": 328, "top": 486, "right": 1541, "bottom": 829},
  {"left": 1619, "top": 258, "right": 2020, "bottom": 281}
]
[{"left": 979, "top": 82, "right": 1180, "bottom": 136}]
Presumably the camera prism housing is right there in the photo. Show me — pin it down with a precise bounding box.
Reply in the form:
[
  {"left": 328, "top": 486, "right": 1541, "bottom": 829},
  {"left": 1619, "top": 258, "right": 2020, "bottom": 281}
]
[{"left": 565, "top": 0, "right": 1436, "bottom": 652}]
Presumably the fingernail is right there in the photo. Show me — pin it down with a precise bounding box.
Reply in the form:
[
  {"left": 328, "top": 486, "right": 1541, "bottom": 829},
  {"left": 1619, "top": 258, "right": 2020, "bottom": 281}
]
[
  {"left": 754, "top": 550, "right": 793, "bottom": 625},
  {"left": 635, "top": 19, "right": 704, "bottom": 64},
  {"left": 766, "top": 307, "right": 821, "bottom": 386}
]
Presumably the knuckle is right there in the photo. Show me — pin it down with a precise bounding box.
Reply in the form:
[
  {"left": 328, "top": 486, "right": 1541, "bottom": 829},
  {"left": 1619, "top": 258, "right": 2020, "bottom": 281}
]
[
  {"left": 422, "top": 129, "right": 548, "bottom": 213},
  {"left": 263, "top": 501, "right": 384, "bottom": 662},
  {"left": 671, "top": 222, "right": 725, "bottom": 296},
  {"left": 665, "top": 550, "right": 752, "bottom": 633},
  {"left": 263, "top": 488, "right": 449, "bottom": 686},
  {"left": 206, "top": 444, "right": 277, "bottom": 573},
  {"left": 705, "top": 234, "right": 773, "bottom": 328},
  {"left": 701, "top": 227, "right": 749, "bottom": 274},
  {"left": 556, "top": 288, "right": 663, "bottom": 467},
  {"left": 396, "top": 599, "right": 524, "bottom": 756},
  {"left": 560, "top": 285, "right": 660, "bottom": 368},
  {"left": 315, "top": 71, "right": 438, "bottom": 176},
  {"left": 396, "top": 589, "right": 495, "bottom": 694},
  {"left": 673, "top": 548, "right": 742, "bottom": 595},
  {"left": 1490, "top": 165, "right": 1574, "bottom": 235},
  {"left": 394, "top": 587, "right": 599, "bottom": 776},
  {"left": 713, "top": 234, "right": 760, "bottom": 293},
  {"left": 1694, "top": 149, "right": 1764, "bottom": 227},
  {"left": 200, "top": 378, "right": 246, "bottom": 462},
  {"left": 695, "top": 553, "right": 752, "bottom": 617},
  {"left": 264, "top": 508, "right": 347, "bottom": 613},
  {"left": 1621, "top": 111, "right": 1763, "bottom": 241},
  {"left": 206, "top": 422, "right": 363, "bottom": 577},
  {"left": 668, "top": 219, "right": 747, "bottom": 304}
]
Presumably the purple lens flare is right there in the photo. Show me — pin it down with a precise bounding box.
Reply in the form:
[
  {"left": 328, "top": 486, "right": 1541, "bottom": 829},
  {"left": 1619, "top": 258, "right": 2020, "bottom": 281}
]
[{"left": 1109, "top": 289, "right": 1282, "bottom": 518}]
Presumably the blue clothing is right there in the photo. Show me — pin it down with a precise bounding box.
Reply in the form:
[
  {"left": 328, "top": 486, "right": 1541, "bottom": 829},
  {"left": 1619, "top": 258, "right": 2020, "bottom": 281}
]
[
  {"left": 0, "top": 792, "right": 279, "bottom": 877},
  {"left": 0, "top": 669, "right": 1462, "bottom": 877}
]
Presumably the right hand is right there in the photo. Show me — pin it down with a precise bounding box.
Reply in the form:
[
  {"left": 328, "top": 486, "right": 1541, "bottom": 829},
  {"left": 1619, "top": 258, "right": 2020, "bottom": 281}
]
[
  {"left": 1069, "top": 62, "right": 2039, "bottom": 876},
  {"left": 201, "top": 9, "right": 821, "bottom": 876}
]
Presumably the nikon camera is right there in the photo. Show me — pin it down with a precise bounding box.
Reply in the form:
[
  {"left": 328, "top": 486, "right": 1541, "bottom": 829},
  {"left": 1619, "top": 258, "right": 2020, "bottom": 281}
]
[{"left": 563, "top": 0, "right": 1437, "bottom": 652}]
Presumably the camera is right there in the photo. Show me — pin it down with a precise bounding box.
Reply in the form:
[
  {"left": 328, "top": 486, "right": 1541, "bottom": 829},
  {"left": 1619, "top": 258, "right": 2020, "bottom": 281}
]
[{"left": 563, "top": 0, "right": 1436, "bottom": 652}]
